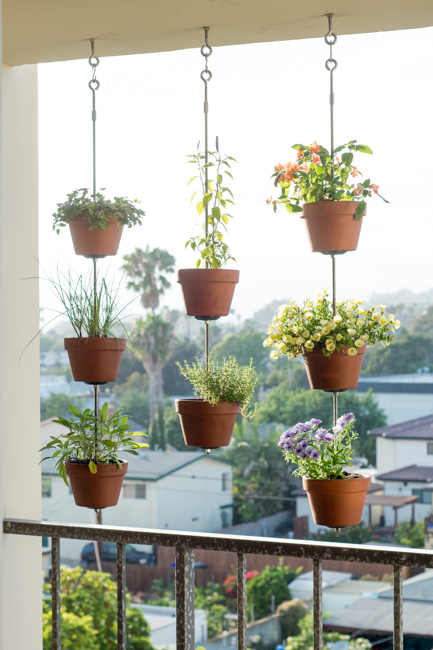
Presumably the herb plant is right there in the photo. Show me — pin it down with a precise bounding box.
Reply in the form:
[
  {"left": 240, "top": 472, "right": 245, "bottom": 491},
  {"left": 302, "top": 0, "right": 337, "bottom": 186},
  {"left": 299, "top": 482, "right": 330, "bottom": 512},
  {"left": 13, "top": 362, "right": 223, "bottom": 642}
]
[
  {"left": 40, "top": 402, "right": 148, "bottom": 485},
  {"left": 52, "top": 188, "right": 145, "bottom": 234},
  {"left": 263, "top": 289, "right": 400, "bottom": 359},
  {"left": 268, "top": 140, "right": 388, "bottom": 220},
  {"left": 186, "top": 143, "right": 237, "bottom": 268},
  {"left": 278, "top": 413, "right": 359, "bottom": 479},
  {"left": 176, "top": 356, "right": 258, "bottom": 418}
]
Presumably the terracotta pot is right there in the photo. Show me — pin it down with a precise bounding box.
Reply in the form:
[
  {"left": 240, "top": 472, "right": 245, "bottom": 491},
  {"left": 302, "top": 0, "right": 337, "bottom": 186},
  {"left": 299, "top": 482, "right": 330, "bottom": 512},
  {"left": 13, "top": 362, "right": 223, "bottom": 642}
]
[
  {"left": 303, "top": 474, "right": 371, "bottom": 528},
  {"left": 175, "top": 399, "right": 240, "bottom": 448},
  {"left": 177, "top": 269, "right": 240, "bottom": 320},
  {"left": 302, "top": 344, "right": 367, "bottom": 391},
  {"left": 301, "top": 201, "right": 365, "bottom": 254},
  {"left": 68, "top": 215, "right": 124, "bottom": 258},
  {"left": 64, "top": 337, "right": 127, "bottom": 385},
  {"left": 66, "top": 461, "right": 128, "bottom": 509}
]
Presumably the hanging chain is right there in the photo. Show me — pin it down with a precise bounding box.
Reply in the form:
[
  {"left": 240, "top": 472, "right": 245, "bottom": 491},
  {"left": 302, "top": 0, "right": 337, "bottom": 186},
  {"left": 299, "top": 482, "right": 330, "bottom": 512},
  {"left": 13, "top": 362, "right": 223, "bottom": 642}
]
[
  {"left": 89, "top": 39, "right": 100, "bottom": 197},
  {"left": 325, "top": 14, "right": 337, "bottom": 166},
  {"left": 200, "top": 28, "right": 212, "bottom": 379}
]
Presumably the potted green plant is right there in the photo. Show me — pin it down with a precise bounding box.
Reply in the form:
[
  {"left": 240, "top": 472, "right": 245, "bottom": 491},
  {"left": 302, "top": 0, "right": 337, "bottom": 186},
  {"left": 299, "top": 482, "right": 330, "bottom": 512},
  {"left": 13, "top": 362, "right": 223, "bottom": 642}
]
[
  {"left": 264, "top": 290, "right": 400, "bottom": 391},
  {"left": 175, "top": 356, "right": 258, "bottom": 448},
  {"left": 177, "top": 144, "right": 239, "bottom": 320},
  {"left": 52, "top": 188, "right": 145, "bottom": 258},
  {"left": 278, "top": 413, "right": 370, "bottom": 527},
  {"left": 40, "top": 402, "right": 148, "bottom": 509},
  {"left": 48, "top": 268, "right": 136, "bottom": 384},
  {"left": 268, "top": 140, "right": 388, "bottom": 253}
]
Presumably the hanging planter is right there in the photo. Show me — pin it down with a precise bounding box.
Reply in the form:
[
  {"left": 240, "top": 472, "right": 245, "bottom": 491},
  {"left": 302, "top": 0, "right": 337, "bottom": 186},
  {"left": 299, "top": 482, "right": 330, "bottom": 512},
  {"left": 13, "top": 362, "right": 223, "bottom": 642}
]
[
  {"left": 175, "top": 399, "right": 240, "bottom": 448},
  {"left": 268, "top": 140, "right": 388, "bottom": 253},
  {"left": 179, "top": 145, "right": 239, "bottom": 320},
  {"left": 65, "top": 337, "right": 127, "bottom": 385},
  {"left": 302, "top": 343, "right": 366, "bottom": 391},
  {"left": 264, "top": 291, "right": 400, "bottom": 389},
  {"left": 66, "top": 460, "right": 128, "bottom": 509},
  {"left": 176, "top": 356, "right": 258, "bottom": 449},
  {"left": 278, "top": 413, "right": 370, "bottom": 528},
  {"left": 177, "top": 268, "right": 240, "bottom": 320},
  {"left": 52, "top": 189, "right": 145, "bottom": 258},
  {"left": 40, "top": 403, "right": 148, "bottom": 510},
  {"left": 301, "top": 201, "right": 365, "bottom": 254}
]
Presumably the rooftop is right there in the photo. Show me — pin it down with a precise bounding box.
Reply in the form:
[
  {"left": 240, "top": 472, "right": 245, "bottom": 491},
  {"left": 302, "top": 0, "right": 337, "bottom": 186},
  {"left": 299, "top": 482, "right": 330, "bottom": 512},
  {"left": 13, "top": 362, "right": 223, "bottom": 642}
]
[
  {"left": 357, "top": 373, "right": 433, "bottom": 394},
  {"left": 368, "top": 414, "right": 433, "bottom": 439},
  {"left": 377, "top": 465, "right": 433, "bottom": 483}
]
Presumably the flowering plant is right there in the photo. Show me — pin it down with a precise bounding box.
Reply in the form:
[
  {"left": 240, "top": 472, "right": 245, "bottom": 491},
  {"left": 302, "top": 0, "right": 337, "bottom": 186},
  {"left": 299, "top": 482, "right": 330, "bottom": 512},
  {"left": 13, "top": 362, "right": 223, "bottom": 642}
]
[
  {"left": 267, "top": 140, "right": 388, "bottom": 220},
  {"left": 278, "top": 413, "right": 359, "bottom": 479},
  {"left": 263, "top": 290, "right": 400, "bottom": 359},
  {"left": 185, "top": 143, "right": 237, "bottom": 268}
]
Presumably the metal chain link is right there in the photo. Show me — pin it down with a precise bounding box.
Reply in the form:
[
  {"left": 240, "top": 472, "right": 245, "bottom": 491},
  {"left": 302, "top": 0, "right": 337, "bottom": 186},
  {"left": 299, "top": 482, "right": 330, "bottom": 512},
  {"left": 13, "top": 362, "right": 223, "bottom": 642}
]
[
  {"left": 325, "top": 14, "right": 337, "bottom": 164},
  {"left": 89, "top": 39, "right": 99, "bottom": 197}
]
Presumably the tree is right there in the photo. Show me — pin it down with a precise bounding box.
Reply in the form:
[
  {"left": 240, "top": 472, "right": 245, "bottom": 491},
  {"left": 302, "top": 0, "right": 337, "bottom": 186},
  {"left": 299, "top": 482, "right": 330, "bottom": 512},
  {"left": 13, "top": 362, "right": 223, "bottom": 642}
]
[
  {"left": 393, "top": 520, "right": 425, "bottom": 548},
  {"left": 40, "top": 393, "right": 85, "bottom": 421},
  {"left": 43, "top": 567, "right": 154, "bottom": 650},
  {"left": 130, "top": 314, "right": 175, "bottom": 424},
  {"left": 164, "top": 402, "right": 185, "bottom": 449},
  {"left": 412, "top": 304, "right": 433, "bottom": 339},
  {"left": 122, "top": 246, "right": 175, "bottom": 312},
  {"left": 114, "top": 372, "right": 150, "bottom": 427},
  {"left": 246, "top": 562, "right": 301, "bottom": 621},
  {"left": 195, "top": 582, "right": 230, "bottom": 639},
  {"left": 277, "top": 599, "right": 308, "bottom": 639},
  {"left": 212, "top": 327, "right": 270, "bottom": 377},
  {"left": 285, "top": 609, "right": 372, "bottom": 650},
  {"left": 162, "top": 339, "right": 201, "bottom": 395},
  {"left": 362, "top": 333, "right": 433, "bottom": 375},
  {"left": 256, "top": 386, "right": 386, "bottom": 465}
]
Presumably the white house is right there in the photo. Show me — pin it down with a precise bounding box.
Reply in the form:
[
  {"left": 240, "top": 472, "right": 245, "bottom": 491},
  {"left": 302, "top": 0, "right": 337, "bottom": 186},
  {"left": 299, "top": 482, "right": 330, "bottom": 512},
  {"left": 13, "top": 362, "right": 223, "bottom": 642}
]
[
  {"left": 42, "top": 445, "right": 234, "bottom": 562},
  {"left": 131, "top": 604, "right": 207, "bottom": 649}
]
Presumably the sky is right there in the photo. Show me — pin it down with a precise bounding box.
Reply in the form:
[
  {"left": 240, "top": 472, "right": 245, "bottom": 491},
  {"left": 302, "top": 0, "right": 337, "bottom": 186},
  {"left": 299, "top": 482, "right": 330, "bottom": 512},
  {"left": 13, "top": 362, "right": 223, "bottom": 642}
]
[{"left": 37, "top": 25, "right": 433, "bottom": 326}]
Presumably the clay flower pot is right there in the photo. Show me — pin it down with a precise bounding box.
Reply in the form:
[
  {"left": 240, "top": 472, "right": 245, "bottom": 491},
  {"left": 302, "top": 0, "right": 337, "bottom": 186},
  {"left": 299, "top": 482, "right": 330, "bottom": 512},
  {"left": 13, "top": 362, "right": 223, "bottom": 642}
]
[
  {"left": 301, "top": 201, "right": 366, "bottom": 254},
  {"left": 177, "top": 269, "right": 240, "bottom": 320},
  {"left": 175, "top": 399, "right": 240, "bottom": 448},
  {"left": 66, "top": 461, "right": 128, "bottom": 509},
  {"left": 302, "top": 344, "right": 367, "bottom": 391},
  {"left": 64, "top": 337, "right": 127, "bottom": 385},
  {"left": 68, "top": 215, "right": 124, "bottom": 258},
  {"left": 303, "top": 474, "right": 371, "bottom": 528}
]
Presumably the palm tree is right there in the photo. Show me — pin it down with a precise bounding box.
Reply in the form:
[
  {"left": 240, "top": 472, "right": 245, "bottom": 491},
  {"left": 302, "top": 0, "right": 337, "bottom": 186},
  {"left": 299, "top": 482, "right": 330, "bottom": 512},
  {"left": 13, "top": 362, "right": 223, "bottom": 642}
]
[{"left": 122, "top": 246, "right": 175, "bottom": 312}]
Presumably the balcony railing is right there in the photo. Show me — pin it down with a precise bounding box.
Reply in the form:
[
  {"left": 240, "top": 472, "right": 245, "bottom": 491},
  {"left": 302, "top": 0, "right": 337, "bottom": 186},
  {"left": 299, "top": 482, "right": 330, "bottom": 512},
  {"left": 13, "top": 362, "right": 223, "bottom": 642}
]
[{"left": 4, "top": 518, "right": 433, "bottom": 650}]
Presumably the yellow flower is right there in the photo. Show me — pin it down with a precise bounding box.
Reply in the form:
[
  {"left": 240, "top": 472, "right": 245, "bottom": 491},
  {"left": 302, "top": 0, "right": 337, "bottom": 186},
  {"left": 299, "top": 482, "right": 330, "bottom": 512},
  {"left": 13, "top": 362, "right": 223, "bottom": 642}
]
[
  {"left": 270, "top": 350, "right": 278, "bottom": 359},
  {"left": 334, "top": 314, "right": 343, "bottom": 323},
  {"left": 336, "top": 334, "right": 343, "bottom": 341},
  {"left": 320, "top": 319, "right": 328, "bottom": 326},
  {"left": 326, "top": 340, "right": 336, "bottom": 352},
  {"left": 394, "top": 320, "right": 401, "bottom": 329},
  {"left": 360, "top": 334, "right": 368, "bottom": 340},
  {"left": 357, "top": 308, "right": 365, "bottom": 315},
  {"left": 304, "top": 340, "right": 314, "bottom": 350},
  {"left": 347, "top": 347, "right": 357, "bottom": 356},
  {"left": 379, "top": 316, "right": 388, "bottom": 326},
  {"left": 263, "top": 338, "right": 271, "bottom": 347},
  {"left": 348, "top": 328, "right": 356, "bottom": 336},
  {"left": 321, "top": 327, "right": 331, "bottom": 335},
  {"left": 304, "top": 312, "right": 313, "bottom": 321},
  {"left": 296, "top": 337, "right": 304, "bottom": 346},
  {"left": 312, "top": 333, "right": 321, "bottom": 342},
  {"left": 302, "top": 330, "right": 310, "bottom": 339},
  {"left": 372, "top": 312, "right": 381, "bottom": 321},
  {"left": 355, "top": 339, "right": 364, "bottom": 348}
]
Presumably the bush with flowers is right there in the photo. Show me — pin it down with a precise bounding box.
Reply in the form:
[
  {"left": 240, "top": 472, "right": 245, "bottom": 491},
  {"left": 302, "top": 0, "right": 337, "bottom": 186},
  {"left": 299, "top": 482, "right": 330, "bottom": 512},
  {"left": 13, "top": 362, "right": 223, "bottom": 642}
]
[
  {"left": 267, "top": 140, "right": 388, "bottom": 220},
  {"left": 278, "top": 413, "right": 359, "bottom": 479},
  {"left": 263, "top": 289, "right": 400, "bottom": 359}
]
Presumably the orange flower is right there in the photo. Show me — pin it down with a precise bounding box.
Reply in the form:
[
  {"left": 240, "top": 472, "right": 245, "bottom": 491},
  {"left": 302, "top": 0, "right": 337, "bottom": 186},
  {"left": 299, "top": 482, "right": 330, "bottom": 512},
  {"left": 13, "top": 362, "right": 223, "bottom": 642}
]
[
  {"left": 299, "top": 164, "right": 309, "bottom": 172},
  {"left": 297, "top": 150, "right": 304, "bottom": 159},
  {"left": 312, "top": 154, "right": 321, "bottom": 165},
  {"left": 310, "top": 141, "right": 320, "bottom": 153},
  {"left": 352, "top": 166, "right": 359, "bottom": 178},
  {"left": 370, "top": 183, "right": 379, "bottom": 194},
  {"left": 275, "top": 164, "right": 284, "bottom": 172}
]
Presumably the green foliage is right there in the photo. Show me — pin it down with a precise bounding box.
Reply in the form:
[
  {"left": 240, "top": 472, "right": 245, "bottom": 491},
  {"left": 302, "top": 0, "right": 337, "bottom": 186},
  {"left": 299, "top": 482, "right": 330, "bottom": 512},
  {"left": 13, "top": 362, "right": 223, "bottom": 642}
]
[
  {"left": 40, "top": 402, "right": 148, "bottom": 485},
  {"left": 363, "top": 333, "right": 433, "bottom": 374},
  {"left": 264, "top": 290, "right": 400, "bottom": 360},
  {"left": 277, "top": 599, "right": 307, "bottom": 638},
  {"left": 177, "top": 356, "right": 258, "bottom": 418},
  {"left": 270, "top": 140, "right": 387, "bottom": 220},
  {"left": 256, "top": 387, "right": 386, "bottom": 465},
  {"left": 285, "top": 609, "right": 372, "bottom": 650},
  {"left": 122, "top": 246, "right": 175, "bottom": 312},
  {"left": 131, "top": 315, "right": 175, "bottom": 366},
  {"left": 40, "top": 393, "right": 86, "bottom": 421},
  {"left": 195, "top": 582, "right": 230, "bottom": 639},
  {"left": 52, "top": 188, "right": 145, "bottom": 233},
  {"left": 213, "top": 328, "right": 271, "bottom": 377},
  {"left": 114, "top": 372, "right": 150, "bottom": 427},
  {"left": 162, "top": 339, "right": 202, "bottom": 395},
  {"left": 246, "top": 561, "right": 301, "bottom": 621},
  {"left": 413, "top": 305, "right": 433, "bottom": 339},
  {"left": 316, "top": 521, "right": 372, "bottom": 544},
  {"left": 164, "top": 403, "right": 185, "bottom": 449},
  {"left": 186, "top": 144, "right": 237, "bottom": 268},
  {"left": 43, "top": 567, "right": 154, "bottom": 650},
  {"left": 393, "top": 520, "right": 425, "bottom": 548},
  {"left": 148, "top": 407, "right": 166, "bottom": 450}
]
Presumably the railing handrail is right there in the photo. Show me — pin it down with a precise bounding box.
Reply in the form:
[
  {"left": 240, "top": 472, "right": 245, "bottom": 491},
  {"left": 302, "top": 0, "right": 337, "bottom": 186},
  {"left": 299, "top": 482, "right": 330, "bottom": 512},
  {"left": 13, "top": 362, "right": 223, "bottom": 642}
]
[{"left": 4, "top": 517, "right": 433, "bottom": 568}]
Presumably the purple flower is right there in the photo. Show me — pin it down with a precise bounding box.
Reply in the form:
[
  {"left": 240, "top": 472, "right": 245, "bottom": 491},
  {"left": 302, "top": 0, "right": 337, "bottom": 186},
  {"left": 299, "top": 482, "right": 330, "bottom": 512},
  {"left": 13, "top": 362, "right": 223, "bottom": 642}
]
[
  {"left": 283, "top": 439, "right": 295, "bottom": 451},
  {"left": 310, "top": 449, "right": 321, "bottom": 460},
  {"left": 305, "top": 446, "right": 314, "bottom": 455},
  {"left": 299, "top": 450, "right": 309, "bottom": 459},
  {"left": 309, "top": 418, "right": 322, "bottom": 426},
  {"left": 337, "top": 412, "right": 355, "bottom": 426},
  {"left": 299, "top": 438, "right": 310, "bottom": 448},
  {"left": 294, "top": 445, "right": 303, "bottom": 455},
  {"left": 315, "top": 429, "right": 328, "bottom": 441},
  {"left": 333, "top": 424, "right": 343, "bottom": 435},
  {"left": 325, "top": 432, "right": 334, "bottom": 441}
]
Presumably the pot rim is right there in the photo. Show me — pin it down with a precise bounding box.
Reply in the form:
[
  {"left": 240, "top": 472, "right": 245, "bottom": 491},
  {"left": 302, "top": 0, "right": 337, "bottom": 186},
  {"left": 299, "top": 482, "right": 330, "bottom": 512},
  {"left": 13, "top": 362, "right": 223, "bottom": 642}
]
[
  {"left": 302, "top": 473, "right": 371, "bottom": 492},
  {"left": 302, "top": 342, "right": 367, "bottom": 356}
]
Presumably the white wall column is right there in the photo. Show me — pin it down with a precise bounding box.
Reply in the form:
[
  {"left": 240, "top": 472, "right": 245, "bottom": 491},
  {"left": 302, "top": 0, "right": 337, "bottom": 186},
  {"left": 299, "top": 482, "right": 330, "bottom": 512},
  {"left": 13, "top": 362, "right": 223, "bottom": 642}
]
[{"left": 0, "top": 60, "right": 41, "bottom": 648}]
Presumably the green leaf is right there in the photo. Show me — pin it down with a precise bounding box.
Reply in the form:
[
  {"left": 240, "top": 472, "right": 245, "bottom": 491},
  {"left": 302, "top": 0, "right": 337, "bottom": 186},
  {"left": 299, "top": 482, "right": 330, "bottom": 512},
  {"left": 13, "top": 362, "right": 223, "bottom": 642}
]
[
  {"left": 357, "top": 144, "right": 373, "bottom": 154},
  {"left": 292, "top": 144, "right": 305, "bottom": 150},
  {"left": 341, "top": 152, "right": 353, "bottom": 166},
  {"left": 363, "top": 178, "right": 371, "bottom": 188},
  {"left": 355, "top": 201, "right": 365, "bottom": 220},
  {"left": 203, "top": 193, "right": 212, "bottom": 207},
  {"left": 89, "top": 460, "right": 97, "bottom": 474},
  {"left": 188, "top": 176, "right": 197, "bottom": 185},
  {"left": 100, "top": 402, "right": 109, "bottom": 422},
  {"left": 196, "top": 201, "right": 204, "bottom": 215}
]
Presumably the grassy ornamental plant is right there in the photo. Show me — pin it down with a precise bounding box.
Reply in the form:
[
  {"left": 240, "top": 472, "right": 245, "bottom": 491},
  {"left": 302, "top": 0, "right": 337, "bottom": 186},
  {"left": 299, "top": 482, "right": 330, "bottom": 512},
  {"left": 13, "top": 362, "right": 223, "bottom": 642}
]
[
  {"left": 177, "top": 356, "right": 258, "bottom": 418},
  {"left": 185, "top": 143, "right": 237, "bottom": 268},
  {"left": 52, "top": 188, "right": 145, "bottom": 234},
  {"left": 263, "top": 290, "right": 400, "bottom": 359},
  {"left": 278, "top": 413, "right": 359, "bottom": 479},
  {"left": 268, "top": 140, "right": 388, "bottom": 220},
  {"left": 40, "top": 402, "right": 148, "bottom": 485}
]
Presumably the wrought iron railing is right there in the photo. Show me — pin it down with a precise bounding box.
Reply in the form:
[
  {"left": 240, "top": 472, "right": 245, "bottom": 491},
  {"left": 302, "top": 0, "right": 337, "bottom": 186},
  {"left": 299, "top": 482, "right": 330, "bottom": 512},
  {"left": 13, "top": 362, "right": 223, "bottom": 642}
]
[{"left": 4, "top": 518, "right": 433, "bottom": 650}]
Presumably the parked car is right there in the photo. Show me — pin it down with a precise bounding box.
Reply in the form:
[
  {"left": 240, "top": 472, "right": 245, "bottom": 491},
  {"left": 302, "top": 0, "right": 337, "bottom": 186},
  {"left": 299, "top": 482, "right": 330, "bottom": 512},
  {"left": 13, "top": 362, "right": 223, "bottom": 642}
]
[{"left": 80, "top": 542, "right": 156, "bottom": 566}]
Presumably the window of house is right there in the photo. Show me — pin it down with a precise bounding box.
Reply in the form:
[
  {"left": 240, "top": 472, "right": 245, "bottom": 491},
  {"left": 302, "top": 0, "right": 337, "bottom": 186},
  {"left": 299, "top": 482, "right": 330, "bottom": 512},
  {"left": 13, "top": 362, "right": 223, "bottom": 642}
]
[
  {"left": 124, "top": 483, "right": 146, "bottom": 499},
  {"left": 222, "top": 473, "right": 230, "bottom": 491},
  {"left": 412, "top": 488, "right": 431, "bottom": 505},
  {"left": 42, "top": 478, "right": 52, "bottom": 498},
  {"left": 427, "top": 443, "right": 433, "bottom": 455}
]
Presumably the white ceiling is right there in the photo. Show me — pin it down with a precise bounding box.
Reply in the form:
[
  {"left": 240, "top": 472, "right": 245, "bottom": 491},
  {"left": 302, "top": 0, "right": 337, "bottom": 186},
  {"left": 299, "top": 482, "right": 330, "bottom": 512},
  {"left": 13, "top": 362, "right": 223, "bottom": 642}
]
[{"left": 4, "top": 0, "right": 433, "bottom": 66}]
